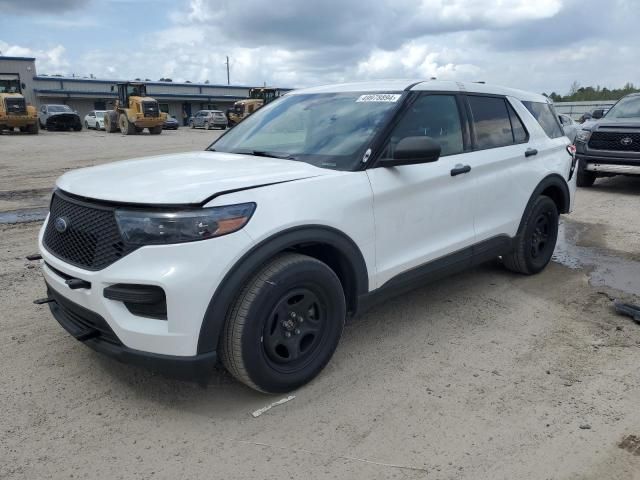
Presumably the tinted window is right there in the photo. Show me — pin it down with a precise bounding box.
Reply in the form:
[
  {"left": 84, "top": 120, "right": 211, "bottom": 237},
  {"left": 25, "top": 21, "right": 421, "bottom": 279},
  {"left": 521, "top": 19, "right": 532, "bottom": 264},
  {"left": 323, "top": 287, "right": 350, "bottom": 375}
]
[
  {"left": 468, "top": 96, "right": 514, "bottom": 149},
  {"left": 507, "top": 103, "right": 528, "bottom": 143},
  {"left": 522, "top": 101, "right": 564, "bottom": 138},
  {"left": 382, "top": 94, "right": 464, "bottom": 158}
]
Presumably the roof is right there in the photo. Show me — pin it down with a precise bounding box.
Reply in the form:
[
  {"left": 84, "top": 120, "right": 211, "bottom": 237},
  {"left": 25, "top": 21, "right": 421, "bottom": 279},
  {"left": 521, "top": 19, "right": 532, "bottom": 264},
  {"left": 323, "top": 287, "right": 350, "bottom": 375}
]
[
  {"left": 0, "top": 56, "right": 36, "bottom": 62},
  {"left": 290, "top": 79, "right": 549, "bottom": 103}
]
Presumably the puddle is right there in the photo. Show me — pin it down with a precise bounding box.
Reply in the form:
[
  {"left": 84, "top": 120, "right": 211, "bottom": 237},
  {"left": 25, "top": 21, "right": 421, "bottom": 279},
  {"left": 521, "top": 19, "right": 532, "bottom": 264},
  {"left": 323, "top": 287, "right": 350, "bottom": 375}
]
[
  {"left": 553, "top": 220, "right": 640, "bottom": 296},
  {"left": 0, "top": 208, "right": 48, "bottom": 225}
]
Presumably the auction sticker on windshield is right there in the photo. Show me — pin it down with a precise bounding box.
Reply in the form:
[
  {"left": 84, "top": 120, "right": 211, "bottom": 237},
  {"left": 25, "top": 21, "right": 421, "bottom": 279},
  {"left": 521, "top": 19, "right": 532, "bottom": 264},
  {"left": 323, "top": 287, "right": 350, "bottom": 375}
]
[{"left": 356, "top": 94, "right": 402, "bottom": 102}]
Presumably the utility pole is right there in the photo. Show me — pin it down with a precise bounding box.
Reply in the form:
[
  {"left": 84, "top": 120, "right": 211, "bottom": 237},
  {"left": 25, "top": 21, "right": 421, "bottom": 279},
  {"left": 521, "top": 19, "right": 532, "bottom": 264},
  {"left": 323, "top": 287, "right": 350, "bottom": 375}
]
[{"left": 226, "top": 56, "right": 230, "bottom": 85}]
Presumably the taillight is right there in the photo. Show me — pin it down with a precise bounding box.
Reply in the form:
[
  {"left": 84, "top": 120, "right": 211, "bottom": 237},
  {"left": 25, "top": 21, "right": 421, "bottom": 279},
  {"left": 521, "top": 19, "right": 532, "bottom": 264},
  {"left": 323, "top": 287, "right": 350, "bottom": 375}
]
[
  {"left": 567, "top": 144, "right": 578, "bottom": 181},
  {"left": 566, "top": 144, "right": 576, "bottom": 156}
]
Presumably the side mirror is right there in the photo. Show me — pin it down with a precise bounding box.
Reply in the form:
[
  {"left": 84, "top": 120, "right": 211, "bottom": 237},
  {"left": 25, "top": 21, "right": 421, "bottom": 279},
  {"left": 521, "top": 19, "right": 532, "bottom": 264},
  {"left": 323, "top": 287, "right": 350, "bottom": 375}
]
[
  {"left": 379, "top": 136, "right": 441, "bottom": 167},
  {"left": 592, "top": 109, "right": 604, "bottom": 119}
]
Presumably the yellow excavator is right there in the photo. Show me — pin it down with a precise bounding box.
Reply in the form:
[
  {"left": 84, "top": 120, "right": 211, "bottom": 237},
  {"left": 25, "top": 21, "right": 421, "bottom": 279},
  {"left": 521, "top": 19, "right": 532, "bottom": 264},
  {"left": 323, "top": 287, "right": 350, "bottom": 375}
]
[
  {"left": 0, "top": 74, "right": 39, "bottom": 134},
  {"left": 104, "top": 82, "right": 166, "bottom": 135},
  {"left": 227, "top": 87, "right": 281, "bottom": 126}
]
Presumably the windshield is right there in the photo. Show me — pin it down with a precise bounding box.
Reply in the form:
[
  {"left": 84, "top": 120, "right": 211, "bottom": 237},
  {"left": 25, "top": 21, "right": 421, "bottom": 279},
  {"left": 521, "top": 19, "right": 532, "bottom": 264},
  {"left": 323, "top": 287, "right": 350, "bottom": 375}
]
[
  {"left": 95, "top": 111, "right": 105, "bottom": 118},
  {"left": 48, "top": 105, "right": 73, "bottom": 113},
  {"left": 605, "top": 96, "right": 640, "bottom": 119},
  {"left": 210, "top": 92, "right": 403, "bottom": 171}
]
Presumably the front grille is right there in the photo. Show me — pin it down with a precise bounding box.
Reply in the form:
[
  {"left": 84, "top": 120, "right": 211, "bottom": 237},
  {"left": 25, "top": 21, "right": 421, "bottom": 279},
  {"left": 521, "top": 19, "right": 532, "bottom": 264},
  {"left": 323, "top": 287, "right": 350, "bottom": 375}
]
[
  {"left": 43, "top": 191, "right": 138, "bottom": 270},
  {"left": 589, "top": 131, "right": 640, "bottom": 152},
  {"left": 47, "top": 284, "right": 122, "bottom": 345},
  {"left": 5, "top": 97, "right": 26, "bottom": 114},
  {"left": 142, "top": 101, "right": 159, "bottom": 117}
]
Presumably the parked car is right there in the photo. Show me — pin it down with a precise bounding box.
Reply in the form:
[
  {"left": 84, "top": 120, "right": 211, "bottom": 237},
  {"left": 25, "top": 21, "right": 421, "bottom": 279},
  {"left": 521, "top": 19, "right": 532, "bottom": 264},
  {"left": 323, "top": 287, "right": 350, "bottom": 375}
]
[
  {"left": 575, "top": 93, "right": 640, "bottom": 186},
  {"left": 37, "top": 80, "right": 576, "bottom": 393},
  {"left": 189, "top": 110, "right": 227, "bottom": 130},
  {"left": 163, "top": 115, "right": 179, "bottom": 130},
  {"left": 39, "top": 104, "right": 82, "bottom": 131},
  {"left": 558, "top": 113, "right": 579, "bottom": 142},
  {"left": 84, "top": 110, "right": 106, "bottom": 130}
]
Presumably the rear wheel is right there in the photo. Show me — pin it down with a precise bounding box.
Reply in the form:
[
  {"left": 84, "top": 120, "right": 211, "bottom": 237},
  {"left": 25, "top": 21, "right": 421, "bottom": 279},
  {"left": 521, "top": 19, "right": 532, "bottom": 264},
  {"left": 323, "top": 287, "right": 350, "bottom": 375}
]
[
  {"left": 204, "top": 121, "right": 211, "bottom": 130},
  {"left": 220, "top": 253, "right": 346, "bottom": 393},
  {"left": 503, "top": 195, "right": 559, "bottom": 275},
  {"left": 149, "top": 125, "right": 162, "bottom": 135},
  {"left": 104, "top": 111, "right": 119, "bottom": 133},
  {"left": 190, "top": 121, "right": 195, "bottom": 129},
  {"left": 26, "top": 122, "right": 39, "bottom": 134},
  {"left": 85, "top": 121, "right": 90, "bottom": 129},
  {"left": 118, "top": 114, "right": 136, "bottom": 135}
]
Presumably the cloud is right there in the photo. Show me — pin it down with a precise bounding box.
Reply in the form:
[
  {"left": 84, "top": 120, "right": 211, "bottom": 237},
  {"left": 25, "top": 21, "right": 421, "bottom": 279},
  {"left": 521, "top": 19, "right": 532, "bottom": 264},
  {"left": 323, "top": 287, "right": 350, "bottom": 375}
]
[{"left": 0, "top": 41, "right": 70, "bottom": 72}]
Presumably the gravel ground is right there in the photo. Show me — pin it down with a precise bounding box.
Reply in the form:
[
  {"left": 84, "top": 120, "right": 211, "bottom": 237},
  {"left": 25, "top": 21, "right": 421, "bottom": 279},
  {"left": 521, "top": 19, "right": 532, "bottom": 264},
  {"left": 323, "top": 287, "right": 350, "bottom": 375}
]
[{"left": 1, "top": 129, "right": 640, "bottom": 479}]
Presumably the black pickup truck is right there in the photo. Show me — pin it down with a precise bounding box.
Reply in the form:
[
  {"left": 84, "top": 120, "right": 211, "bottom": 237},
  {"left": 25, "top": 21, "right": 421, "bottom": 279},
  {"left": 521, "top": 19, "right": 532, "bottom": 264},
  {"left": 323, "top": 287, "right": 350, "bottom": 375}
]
[{"left": 575, "top": 93, "right": 640, "bottom": 187}]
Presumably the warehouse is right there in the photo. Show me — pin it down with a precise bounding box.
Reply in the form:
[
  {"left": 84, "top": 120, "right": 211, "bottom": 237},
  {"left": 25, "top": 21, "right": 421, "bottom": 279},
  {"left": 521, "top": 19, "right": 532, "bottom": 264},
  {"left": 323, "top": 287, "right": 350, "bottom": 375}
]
[{"left": 0, "top": 55, "right": 287, "bottom": 122}]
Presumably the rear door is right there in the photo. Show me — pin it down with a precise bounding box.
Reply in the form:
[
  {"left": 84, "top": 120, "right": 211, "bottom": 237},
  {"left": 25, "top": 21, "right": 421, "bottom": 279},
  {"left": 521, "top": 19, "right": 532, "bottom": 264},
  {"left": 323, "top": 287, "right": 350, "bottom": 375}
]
[
  {"left": 460, "top": 95, "right": 534, "bottom": 241},
  {"left": 366, "top": 93, "right": 476, "bottom": 288}
]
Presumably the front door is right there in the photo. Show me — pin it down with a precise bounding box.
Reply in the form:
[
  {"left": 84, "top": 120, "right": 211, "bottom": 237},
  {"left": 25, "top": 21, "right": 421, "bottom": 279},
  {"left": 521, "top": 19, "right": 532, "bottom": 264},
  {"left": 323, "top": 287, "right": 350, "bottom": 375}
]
[
  {"left": 182, "top": 102, "right": 191, "bottom": 126},
  {"left": 366, "top": 93, "right": 476, "bottom": 288}
]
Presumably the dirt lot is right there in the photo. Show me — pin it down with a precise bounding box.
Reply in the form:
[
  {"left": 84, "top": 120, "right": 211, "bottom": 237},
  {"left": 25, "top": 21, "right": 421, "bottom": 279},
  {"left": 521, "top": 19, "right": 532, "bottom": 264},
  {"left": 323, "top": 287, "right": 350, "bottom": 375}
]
[{"left": 1, "top": 129, "right": 640, "bottom": 479}]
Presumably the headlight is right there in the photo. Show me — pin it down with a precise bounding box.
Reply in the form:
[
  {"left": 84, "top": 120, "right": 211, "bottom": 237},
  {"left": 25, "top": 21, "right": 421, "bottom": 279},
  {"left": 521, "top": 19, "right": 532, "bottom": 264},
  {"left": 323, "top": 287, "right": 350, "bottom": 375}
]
[
  {"left": 575, "top": 130, "right": 592, "bottom": 143},
  {"left": 115, "top": 203, "right": 256, "bottom": 245}
]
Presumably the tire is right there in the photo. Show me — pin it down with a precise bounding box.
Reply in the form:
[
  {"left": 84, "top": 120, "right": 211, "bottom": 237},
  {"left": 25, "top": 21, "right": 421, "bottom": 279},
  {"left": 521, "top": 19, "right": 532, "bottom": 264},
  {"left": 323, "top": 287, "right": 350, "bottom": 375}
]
[
  {"left": 503, "top": 195, "right": 559, "bottom": 275},
  {"left": 104, "top": 111, "right": 119, "bottom": 133},
  {"left": 149, "top": 125, "right": 162, "bottom": 135},
  {"left": 73, "top": 123, "right": 82, "bottom": 131},
  {"left": 135, "top": 127, "right": 144, "bottom": 134},
  {"left": 220, "top": 253, "right": 346, "bottom": 393},
  {"left": 577, "top": 161, "right": 596, "bottom": 187},
  {"left": 26, "top": 122, "right": 39, "bottom": 134},
  {"left": 204, "top": 121, "right": 210, "bottom": 130},
  {"left": 85, "top": 121, "right": 89, "bottom": 129},
  {"left": 118, "top": 114, "right": 136, "bottom": 135},
  {"left": 190, "top": 121, "right": 195, "bottom": 129},
  {"left": 221, "top": 125, "right": 227, "bottom": 130}
]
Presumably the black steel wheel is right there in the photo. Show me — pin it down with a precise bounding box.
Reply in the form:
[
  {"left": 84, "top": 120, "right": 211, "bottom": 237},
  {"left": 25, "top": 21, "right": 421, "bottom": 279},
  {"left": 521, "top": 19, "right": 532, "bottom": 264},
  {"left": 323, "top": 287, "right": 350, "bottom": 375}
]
[
  {"left": 220, "top": 253, "right": 346, "bottom": 393},
  {"left": 503, "top": 195, "right": 559, "bottom": 275}
]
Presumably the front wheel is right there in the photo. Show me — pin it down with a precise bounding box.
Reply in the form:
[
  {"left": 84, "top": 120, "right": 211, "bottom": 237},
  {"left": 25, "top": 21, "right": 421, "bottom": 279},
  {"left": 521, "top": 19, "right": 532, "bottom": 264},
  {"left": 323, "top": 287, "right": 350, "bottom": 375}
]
[
  {"left": 220, "top": 253, "right": 346, "bottom": 393},
  {"left": 503, "top": 195, "right": 559, "bottom": 275},
  {"left": 577, "top": 162, "right": 596, "bottom": 187}
]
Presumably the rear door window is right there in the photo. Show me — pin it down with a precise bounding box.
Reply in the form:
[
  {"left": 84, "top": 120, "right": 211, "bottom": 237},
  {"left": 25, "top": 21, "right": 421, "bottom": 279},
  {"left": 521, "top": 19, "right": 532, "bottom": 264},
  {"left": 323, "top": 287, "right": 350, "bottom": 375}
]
[
  {"left": 522, "top": 101, "right": 564, "bottom": 138},
  {"left": 467, "top": 96, "right": 514, "bottom": 149}
]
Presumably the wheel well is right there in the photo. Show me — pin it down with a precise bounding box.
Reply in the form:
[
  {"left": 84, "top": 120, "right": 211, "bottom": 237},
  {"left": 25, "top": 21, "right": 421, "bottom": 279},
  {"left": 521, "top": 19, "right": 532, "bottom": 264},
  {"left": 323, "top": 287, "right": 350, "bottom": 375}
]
[
  {"left": 286, "top": 242, "right": 359, "bottom": 315},
  {"left": 541, "top": 184, "right": 568, "bottom": 214}
]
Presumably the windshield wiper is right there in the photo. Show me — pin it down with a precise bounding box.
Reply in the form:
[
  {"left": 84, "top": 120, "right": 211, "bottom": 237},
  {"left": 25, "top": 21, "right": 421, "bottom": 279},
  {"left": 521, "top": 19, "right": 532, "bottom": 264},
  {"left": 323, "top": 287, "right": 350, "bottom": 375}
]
[{"left": 249, "top": 150, "right": 297, "bottom": 160}]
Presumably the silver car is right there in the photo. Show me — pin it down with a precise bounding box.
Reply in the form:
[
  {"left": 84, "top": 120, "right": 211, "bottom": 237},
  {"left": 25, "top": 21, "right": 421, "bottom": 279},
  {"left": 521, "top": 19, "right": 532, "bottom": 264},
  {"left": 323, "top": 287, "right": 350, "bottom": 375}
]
[
  {"left": 189, "top": 110, "right": 228, "bottom": 130},
  {"left": 558, "top": 114, "right": 579, "bottom": 142}
]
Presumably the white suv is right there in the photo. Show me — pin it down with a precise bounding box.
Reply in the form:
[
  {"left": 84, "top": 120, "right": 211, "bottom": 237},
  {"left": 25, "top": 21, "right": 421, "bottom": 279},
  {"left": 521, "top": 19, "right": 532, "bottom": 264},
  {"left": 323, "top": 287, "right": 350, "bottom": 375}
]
[{"left": 37, "top": 80, "right": 577, "bottom": 393}]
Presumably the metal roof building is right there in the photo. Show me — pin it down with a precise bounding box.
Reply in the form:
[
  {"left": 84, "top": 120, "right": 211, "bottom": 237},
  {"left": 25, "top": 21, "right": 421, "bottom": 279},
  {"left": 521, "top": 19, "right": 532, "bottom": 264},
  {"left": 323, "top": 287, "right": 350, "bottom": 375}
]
[{"left": 0, "top": 55, "right": 289, "bottom": 124}]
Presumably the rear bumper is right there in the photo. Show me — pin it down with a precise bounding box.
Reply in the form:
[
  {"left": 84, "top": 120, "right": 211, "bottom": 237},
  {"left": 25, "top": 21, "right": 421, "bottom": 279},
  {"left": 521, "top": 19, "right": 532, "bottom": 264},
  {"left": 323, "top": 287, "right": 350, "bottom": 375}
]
[{"left": 47, "top": 282, "right": 218, "bottom": 379}]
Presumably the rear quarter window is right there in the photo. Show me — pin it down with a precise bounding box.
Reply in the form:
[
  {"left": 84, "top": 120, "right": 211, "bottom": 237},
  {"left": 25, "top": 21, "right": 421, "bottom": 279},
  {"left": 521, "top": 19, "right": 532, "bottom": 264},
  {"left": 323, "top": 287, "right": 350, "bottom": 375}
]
[{"left": 522, "top": 101, "right": 564, "bottom": 139}]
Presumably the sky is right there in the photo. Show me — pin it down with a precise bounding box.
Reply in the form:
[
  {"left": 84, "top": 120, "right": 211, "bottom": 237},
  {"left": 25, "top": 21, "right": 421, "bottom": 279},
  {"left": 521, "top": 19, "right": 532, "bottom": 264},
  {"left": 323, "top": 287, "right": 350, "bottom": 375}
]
[{"left": 0, "top": 0, "right": 638, "bottom": 95}]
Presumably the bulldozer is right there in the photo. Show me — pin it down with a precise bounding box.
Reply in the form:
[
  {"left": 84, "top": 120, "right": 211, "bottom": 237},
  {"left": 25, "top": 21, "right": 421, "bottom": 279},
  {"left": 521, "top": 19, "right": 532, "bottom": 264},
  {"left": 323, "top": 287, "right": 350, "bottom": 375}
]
[
  {"left": 227, "top": 87, "right": 281, "bottom": 126},
  {"left": 0, "top": 74, "right": 39, "bottom": 134},
  {"left": 104, "top": 82, "right": 166, "bottom": 135}
]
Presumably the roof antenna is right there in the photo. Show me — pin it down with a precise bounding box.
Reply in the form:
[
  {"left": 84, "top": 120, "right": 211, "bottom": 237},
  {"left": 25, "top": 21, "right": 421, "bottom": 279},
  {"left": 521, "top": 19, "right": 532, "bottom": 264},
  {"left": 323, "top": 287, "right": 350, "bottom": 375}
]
[{"left": 430, "top": 77, "right": 437, "bottom": 80}]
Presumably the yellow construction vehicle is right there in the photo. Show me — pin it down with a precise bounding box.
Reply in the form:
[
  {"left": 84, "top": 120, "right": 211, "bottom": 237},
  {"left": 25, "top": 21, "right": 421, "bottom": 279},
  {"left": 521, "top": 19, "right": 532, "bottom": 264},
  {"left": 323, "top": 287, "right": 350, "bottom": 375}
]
[
  {"left": 227, "top": 87, "right": 281, "bottom": 126},
  {"left": 0, "top": 74, "right": 38, "bottom": 134},
  {"left": 104, "top": 82, "right": 166, "bottom": 135}
]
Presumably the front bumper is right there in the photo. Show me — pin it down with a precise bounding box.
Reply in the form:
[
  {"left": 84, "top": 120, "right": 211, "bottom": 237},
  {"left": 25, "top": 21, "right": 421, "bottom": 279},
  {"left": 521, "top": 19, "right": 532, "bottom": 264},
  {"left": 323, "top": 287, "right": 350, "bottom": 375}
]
[
  {"left": 46, "top": 282, "right": 217, "bottom": 378},
  {"left": 38, "top": 215, "right": 254, "bottom": 358},
  {"left": 577, "top": 151, "right": 640, "bottom": 175}
]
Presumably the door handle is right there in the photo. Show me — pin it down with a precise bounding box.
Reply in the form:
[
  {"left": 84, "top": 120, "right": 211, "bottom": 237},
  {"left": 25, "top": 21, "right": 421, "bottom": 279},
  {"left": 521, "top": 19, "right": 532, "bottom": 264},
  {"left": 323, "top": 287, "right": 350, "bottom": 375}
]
[
  {"left": 525, "top": 148, "right": 538, "bottom": 158},
  {"left": 450, "top": 164, "right": 471, "bottom": 176}
]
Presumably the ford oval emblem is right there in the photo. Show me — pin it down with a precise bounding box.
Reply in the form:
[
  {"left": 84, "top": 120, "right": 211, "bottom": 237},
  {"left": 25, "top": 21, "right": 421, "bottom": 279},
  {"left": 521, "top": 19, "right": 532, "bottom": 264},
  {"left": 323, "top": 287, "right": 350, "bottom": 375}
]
[
  {"left": 54, "top": 217, "right": 68, "bottom": 233},
  {"left": 621, "top": 137, "right": 633, "bottom": 146}
]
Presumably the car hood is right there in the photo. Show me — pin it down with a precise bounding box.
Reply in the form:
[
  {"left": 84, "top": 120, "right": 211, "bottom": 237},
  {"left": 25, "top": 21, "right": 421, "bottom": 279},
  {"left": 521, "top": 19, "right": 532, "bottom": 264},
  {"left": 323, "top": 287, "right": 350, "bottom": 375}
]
[
  {"left": 56, "top": 151, "right": 332, "bottom": 205},
  {"left": 582, "top": 117, "right": 640, "bottom": 131}
]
